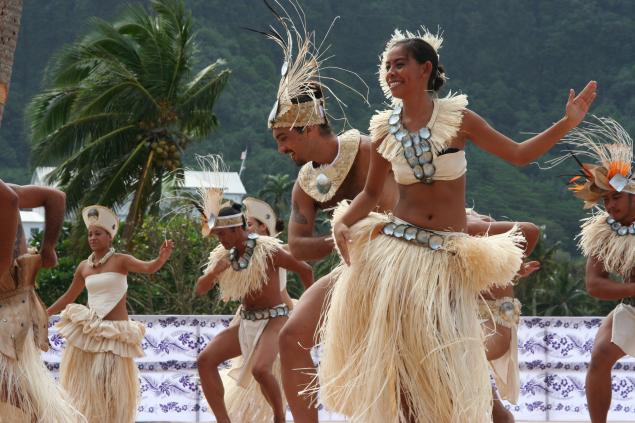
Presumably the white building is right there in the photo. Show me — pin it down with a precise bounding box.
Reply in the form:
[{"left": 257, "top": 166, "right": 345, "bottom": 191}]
[
  {"left": 20, "top": 210, "right": 46, "bottom": 242},
  {"left": 182, "top": 170, "right": 246, "bottom": 204},
  {"left": 22, "top": 167, "right": 247, "bottom": 240}
]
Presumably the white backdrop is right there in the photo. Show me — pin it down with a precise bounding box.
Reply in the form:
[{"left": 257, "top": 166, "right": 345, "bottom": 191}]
[{"left": 43, "top": 315, "right": 635, "bottom": 422}]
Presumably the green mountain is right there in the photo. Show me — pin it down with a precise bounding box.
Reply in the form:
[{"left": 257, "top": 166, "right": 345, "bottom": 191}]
[{"left": 2, "top": 0, "right": 633, "bottom": 251}]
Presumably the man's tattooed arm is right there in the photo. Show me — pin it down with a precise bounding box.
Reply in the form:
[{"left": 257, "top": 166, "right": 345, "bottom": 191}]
[
  {"left": 292, "top": 200, "right": 309, "bottom": 225},
  {"left": 287, "top": 185, "right": 335, "bottom": 260}
]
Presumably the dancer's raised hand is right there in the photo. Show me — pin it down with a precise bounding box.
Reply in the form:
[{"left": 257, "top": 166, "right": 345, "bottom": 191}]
[
  {"left": 517, "top": 260, "right": 541, "bottom": 279},
  {"left": 564, "top": 81, "right": 597, "bottom": 128}
]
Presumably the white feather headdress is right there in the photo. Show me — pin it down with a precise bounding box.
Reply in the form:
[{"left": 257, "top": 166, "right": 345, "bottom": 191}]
[
  {"left": 162, "top": 155, "right": 243, "bottom": 236},
  {"left": 256, "top": 0, "right": 368, "bottom": 129}
]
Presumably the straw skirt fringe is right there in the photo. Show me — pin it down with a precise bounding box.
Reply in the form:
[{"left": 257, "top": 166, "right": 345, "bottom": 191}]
[
  {"left": 0, "top": 332, "right": 85, "bottom": 422},
  {"left": 318, "top": 206, "right": 524, "bottom": 423},
  {"left": 57, "top": 304, "right": 144, "bottom": 423},
  {"left": 224, "top": 356, "right": 286, "bottom": 422}
]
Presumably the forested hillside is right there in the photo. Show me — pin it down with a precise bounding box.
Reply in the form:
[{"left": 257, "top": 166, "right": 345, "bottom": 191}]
[{"left": 2, "top": 0, "right": 633, "bottom": 250}]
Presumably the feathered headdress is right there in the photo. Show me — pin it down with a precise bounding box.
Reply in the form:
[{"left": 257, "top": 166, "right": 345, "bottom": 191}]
[
  {"left": 193, "top": 156, "right": 243, "bottom": 236},
  {"left": 161, "top": 155, "right": 243, "bottom": 236},
  {"left": 251, "top": 0, "right": 367, "bottom": 129},
  {"left": 378, "top": 27, "right": 445, "bottom": 103},
  {"left": 549, "top": 117, "right": 634, "bottom": 208}
]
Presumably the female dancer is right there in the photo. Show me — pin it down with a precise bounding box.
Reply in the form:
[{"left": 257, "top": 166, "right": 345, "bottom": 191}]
[
  {"left": 48, "top": 205, "right": 173, "bottom": 423},
  {"left": 321, "top": 28, "right": 596, "bottom": 422},
  {"left": 0, "top": 183, "right": 83, "bottom": 422}
]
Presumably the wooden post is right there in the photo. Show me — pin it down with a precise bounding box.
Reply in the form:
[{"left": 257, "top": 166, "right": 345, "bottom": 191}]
[{"left": 0, "top": 0, "right": 23, "bottom": 128}]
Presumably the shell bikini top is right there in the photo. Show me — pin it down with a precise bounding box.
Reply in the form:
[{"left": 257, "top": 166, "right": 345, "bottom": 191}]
[
  {"left": 85, "top": 272, "right": 128, "bottom": 318},
  {"left": 370, "top": 93, "right": 468, "bottom": 185}
]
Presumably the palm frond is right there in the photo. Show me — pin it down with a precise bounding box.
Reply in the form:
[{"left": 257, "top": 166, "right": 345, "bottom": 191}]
[
  {"left": 28, "top": 0, "right": 228, "bottom": 246},
  {"left": 99, "top": 140, "right": 149, "bottom": 204},
  {"left": 32, "top": 112, "right": 124, "bottom": 164},
  {"left": 27, "top": 89, "right": 79, "bottom": 140}
]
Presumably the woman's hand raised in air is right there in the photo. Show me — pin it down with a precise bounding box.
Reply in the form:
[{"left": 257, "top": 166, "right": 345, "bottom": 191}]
[{"left": 563, "top": 80, "right": 597, "bottom": 129}]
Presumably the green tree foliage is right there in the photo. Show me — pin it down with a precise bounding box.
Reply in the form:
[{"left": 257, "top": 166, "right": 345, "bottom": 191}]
[
  {"left": 124, "top": 214, "right": 237, "bottom": 314},
  {"left": 515, "top": 229, "right": 617, "bottom": 317},
  {"left": 31, "top": 223, "right": 88, "bottom": 308},
  {"left": 27, "top": 0, "right": 230, "bottom": 245},
  {"left": 3, "top": 0, "right": 631, "bottom": 253},
  {"left": 258, "top": 173, "right": 294, "bottom": 219}
]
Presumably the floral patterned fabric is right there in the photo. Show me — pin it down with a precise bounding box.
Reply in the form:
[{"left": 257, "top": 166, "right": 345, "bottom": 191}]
[{"left": 43, "top": 315, "right": 635, "bottom": 421}]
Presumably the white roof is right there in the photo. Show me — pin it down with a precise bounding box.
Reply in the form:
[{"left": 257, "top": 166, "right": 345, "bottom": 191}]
[
  {"left": 183, "top": 171, "right": 246, "bottom": 195},
  {"left": 20, "top": 210, "right": 45, "bottom": 223},
  {"left": 32, "top": 167, "right": 247, "bottom": 199}
]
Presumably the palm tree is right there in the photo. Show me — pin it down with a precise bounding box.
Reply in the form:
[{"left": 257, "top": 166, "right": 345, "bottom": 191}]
[
  {"left": 258, "top": 173, "right": 294, "bottom": 219},
  {"left": 28, "top": 0, "right": 230, "bottom": 246},
  {"left": 0, "top": 0, "right": 23, "bottom": 127}
]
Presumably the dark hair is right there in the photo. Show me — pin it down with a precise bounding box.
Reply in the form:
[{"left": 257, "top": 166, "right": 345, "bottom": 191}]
[
  {"left": 291, "top": 83, "right": 324, "bottom": 104},
  {"left": 275, "top": 219, "right": 285, "bottom": 233},
  {"left": 292, "top": 122, "right": 331, "bottom": 136},
  {"left": 290, "top": 83, "right": 332, "bottom": 135},
  {"left": 219, "top": 203, "right": 246, "bottom": 229},
  {"left": 394, "top": 39, "right": 445, "bottom": 92}
]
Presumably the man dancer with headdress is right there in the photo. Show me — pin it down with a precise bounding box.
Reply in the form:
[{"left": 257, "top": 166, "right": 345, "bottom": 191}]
[
  {"left": 0, "top": 181, "right": 83, "bottom": 422},
  {"left": 554, "top": 117, "right": 635, "bottom": 423},
  {"left": 256, "top": 5, "right": 397, "bottom": 421}
]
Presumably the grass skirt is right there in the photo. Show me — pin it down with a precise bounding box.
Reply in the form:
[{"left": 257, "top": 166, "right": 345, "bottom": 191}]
[
  {"left": 57, "top": 304, "right": 144, "bottom": 423},
  {"left": 318, "top": 206, "right": 524, "bottom": 423},
  {"left": 0, "top": 332, "right": 84, "bottom": 422}
]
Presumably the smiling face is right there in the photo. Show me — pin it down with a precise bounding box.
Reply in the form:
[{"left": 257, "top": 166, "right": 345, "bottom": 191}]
[
  {"left": 384, "top": 43, "right": 434, "bottom": 100},
  {"left": 603, "top": 192, "right": 635, "bottom": 225},
  {"left": 272, "top": 126, "right": 317, "bottom": 166},
  {"left": 87, "top": 225, "right": 112, "bottom": 252}
]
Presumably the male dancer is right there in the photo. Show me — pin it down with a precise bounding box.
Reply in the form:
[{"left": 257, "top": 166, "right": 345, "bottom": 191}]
[
  {"left": 557, "top": 117, "right": 635, "bottom": 423},
  {"left": 196, "top": 201, "right": 313, "bottom": 423}
]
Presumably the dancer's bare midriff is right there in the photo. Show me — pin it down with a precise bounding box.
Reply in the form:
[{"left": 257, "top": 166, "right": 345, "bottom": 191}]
[{"left": 395, "top": 175, "right": 467, "bottom": 232}]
